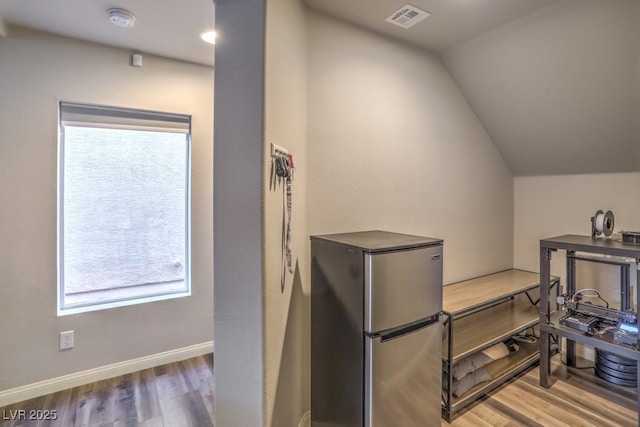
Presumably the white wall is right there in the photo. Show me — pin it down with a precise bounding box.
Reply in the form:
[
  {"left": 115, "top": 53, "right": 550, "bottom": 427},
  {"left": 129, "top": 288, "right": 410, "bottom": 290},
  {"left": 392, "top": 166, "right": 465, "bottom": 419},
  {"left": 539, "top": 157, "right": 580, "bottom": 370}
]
[
  {"left": 213, "top": 0, "right": 266, "bottom": 425},
  {"left": 307, "top": 11, "right": 515, "bottom": 284},
  {"left": 264, "top": 0, "right": 309, "bottom": 426},
  {"left": 213, "top": 0, "right": 309, "bottom": 425},
  {"left": 514, "top": 173, "right": 640, "bottom": 273},
  {"left": 0, "top": 27, "right": 213, "bottom": 392}
]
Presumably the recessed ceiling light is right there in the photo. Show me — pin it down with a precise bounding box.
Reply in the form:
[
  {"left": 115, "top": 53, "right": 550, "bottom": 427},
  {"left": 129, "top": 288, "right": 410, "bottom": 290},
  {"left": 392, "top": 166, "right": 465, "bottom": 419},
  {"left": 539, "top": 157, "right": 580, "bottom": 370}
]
[
  {"left": 108, "top": 8, "right": 136, "bottom": 28},
  {"left": 200, "top": 31, "right": 216, "bottom": 45}
]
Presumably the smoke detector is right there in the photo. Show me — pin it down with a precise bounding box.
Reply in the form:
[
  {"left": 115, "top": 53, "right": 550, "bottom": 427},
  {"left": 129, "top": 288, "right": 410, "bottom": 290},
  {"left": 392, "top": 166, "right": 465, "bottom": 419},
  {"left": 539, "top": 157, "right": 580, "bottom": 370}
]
[{"left": 108, "top": 8, "right": 136, "bottom": 28}]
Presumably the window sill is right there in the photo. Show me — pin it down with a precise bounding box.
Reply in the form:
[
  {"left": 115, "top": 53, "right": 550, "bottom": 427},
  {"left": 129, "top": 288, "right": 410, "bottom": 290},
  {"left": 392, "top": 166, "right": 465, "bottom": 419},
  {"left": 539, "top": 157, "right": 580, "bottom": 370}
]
[{"left": 58, "top": 282, "right": 190, "bottom": 316}]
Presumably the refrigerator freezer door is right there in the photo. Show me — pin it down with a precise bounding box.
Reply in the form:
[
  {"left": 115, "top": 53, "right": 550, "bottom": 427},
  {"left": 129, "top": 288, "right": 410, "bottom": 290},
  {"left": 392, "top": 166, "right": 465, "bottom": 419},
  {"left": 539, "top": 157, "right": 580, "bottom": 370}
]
[
  {"left": 365, "top": 320, "right": 442, "bottom": 426},
  {"left": 365, "top": 245, "right": 442, "bottom": 333}
]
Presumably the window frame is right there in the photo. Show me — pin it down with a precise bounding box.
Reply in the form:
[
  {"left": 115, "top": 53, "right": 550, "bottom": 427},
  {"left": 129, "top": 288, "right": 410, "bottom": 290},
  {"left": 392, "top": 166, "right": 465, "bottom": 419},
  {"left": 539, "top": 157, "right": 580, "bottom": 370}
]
[{"left": 57, "top": 101, "right": 192, "bottom": 316}]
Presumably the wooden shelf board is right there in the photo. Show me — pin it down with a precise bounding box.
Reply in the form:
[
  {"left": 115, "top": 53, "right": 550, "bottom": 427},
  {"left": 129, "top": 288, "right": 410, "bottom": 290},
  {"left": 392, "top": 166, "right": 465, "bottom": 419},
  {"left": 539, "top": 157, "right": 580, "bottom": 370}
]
[
  {"left": 444, "top": 300, "right": 539, "bottom": 361},
  {"left": 449, "top": 341, "right": 540, "bottom": 411},
  {"left": 443, "top": 269, "right": 548, "bottom": 316}
]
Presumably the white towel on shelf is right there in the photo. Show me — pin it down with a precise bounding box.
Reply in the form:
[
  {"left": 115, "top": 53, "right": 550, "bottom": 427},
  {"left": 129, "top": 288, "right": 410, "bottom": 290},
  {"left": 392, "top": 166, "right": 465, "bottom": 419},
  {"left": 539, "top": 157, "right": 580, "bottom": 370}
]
[{"left": 481, "top": 342, "right": 510, "bottom": 361}]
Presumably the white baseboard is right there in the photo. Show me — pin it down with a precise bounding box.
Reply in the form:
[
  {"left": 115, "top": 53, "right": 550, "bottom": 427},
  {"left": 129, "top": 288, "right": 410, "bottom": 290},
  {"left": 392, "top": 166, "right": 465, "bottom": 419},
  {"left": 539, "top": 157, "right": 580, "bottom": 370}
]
[
  {"left": 298, "top": 410, "right": 311, "bottom": 427},
  {"left": 0, "top": 341, "right": 213, "bottom": 408}
]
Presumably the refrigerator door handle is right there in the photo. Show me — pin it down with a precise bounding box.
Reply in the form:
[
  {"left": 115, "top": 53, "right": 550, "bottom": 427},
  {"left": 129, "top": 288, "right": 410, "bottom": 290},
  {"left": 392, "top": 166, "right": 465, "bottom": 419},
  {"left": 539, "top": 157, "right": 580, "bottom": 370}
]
[{"left": 379, "top": 315, "right": 440, "bottom": 343}]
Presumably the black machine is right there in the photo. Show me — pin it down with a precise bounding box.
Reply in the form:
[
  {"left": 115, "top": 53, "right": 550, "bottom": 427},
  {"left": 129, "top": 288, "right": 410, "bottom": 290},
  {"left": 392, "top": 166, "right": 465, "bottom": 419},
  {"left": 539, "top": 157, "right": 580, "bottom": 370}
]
[
  {"left": 559, "top": 313, "right": 599, "bottom": 333},
  {"left": 557, "top": 289, "right": 638, "bottom": 347}
]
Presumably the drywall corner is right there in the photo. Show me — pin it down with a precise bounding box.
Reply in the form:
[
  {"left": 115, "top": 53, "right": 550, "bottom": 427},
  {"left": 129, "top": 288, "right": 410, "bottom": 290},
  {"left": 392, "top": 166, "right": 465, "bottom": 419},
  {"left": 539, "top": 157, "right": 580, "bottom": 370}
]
[
  {"left": 264, "top": 0, "right": 309, "bottom": 425},
  {"left": 213, "top": 0, "right": 266, "bottom": 426}
]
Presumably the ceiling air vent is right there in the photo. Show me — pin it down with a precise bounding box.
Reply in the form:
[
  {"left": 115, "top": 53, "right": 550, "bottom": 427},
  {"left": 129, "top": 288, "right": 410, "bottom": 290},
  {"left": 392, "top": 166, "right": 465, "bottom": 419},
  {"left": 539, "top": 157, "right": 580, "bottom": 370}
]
[{"left": 385, "top": 4, "right": 430, "bottom": 29}]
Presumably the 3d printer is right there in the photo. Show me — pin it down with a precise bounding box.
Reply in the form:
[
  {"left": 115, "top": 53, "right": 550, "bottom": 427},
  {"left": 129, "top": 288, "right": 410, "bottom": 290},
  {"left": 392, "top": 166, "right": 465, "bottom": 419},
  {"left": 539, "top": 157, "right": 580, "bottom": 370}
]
[
  {"left": 555, "top": 210, "right": 640, "bottom": 348},
  {"left": 558, "top": 289, "right": 638, "bottom": 347}
]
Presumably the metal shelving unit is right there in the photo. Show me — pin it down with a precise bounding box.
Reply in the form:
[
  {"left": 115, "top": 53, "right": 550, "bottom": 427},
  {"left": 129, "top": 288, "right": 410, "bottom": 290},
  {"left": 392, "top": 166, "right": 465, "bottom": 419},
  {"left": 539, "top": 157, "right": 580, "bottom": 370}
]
[
  {"left": 442, "top": 269, "right": 559, "bottom": 421},
  {"left": 539, "top": 234, "right": 640, "bottom": 415}
]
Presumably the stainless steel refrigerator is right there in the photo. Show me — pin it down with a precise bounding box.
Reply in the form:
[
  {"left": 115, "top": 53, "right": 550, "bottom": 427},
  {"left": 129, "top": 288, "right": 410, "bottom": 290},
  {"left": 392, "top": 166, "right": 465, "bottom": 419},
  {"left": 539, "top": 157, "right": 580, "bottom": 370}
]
[{"left": 311, "top": 230, "right": 443, "bottom": 426}]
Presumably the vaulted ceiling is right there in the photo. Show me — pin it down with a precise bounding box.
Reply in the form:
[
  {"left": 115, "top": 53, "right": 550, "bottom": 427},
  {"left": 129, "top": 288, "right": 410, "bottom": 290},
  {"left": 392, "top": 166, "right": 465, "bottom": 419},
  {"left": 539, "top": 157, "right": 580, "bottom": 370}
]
[
  {"left": 441, "top": 1, "right": 640, "bottom": 176},
  {"left": 1, "top": 0, "right": 638, "bottom": 175},
  {"left": 304, "top": 0, "right": 640, "bottom": 176},
  {"left": 304, "top": 0, "right": 561, "bottom": 53}
]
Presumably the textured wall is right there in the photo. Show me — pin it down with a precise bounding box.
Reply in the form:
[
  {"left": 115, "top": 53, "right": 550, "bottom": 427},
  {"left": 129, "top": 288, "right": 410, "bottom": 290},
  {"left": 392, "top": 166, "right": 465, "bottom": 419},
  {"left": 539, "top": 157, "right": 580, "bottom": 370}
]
[
  {"left": 264, "top": 0, "right": 309, "bottom": 426},
  {"left": 213, "top": 0, "right": 266, "bottom": 425},
  {"left": 213, "top": 0, "right": 310, "bottom": 424},
  {"left": 62, "top": 129, "right": 187, "bottom": 293},
  {"left": 0, "top": 27, "right": 213, "bottom": 391},
  {"left": 514, "top": 172, "right": 640, "bottom": 273},
  {"left": 307, "top": 11, "right": 514, "bottom": 284}
]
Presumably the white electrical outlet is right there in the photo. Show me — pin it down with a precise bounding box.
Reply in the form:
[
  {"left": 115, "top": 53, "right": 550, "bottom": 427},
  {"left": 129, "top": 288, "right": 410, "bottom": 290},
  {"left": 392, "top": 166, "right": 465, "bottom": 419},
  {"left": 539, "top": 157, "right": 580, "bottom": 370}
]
[{"left": 60, "top": 330, "right": 74, "bottom": 350}]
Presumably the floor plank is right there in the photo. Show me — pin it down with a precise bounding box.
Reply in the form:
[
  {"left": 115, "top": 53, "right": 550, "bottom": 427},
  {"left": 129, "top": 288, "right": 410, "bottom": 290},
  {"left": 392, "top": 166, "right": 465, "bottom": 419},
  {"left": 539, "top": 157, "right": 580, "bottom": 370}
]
[
  {"left": 445, "top": 355, "right": 638, "bottom": 427},
  {"left": 1, "top": 352, "right": 636, "bottom": 426},
  {"left": 133, "top": 370, "right": 160, "bottom": 423},
  {"left": 113, "top": 373, "right": 138, "bottom": 426},
  {"left": 0, "top": 354, "right": 215, "bottom": 427}
]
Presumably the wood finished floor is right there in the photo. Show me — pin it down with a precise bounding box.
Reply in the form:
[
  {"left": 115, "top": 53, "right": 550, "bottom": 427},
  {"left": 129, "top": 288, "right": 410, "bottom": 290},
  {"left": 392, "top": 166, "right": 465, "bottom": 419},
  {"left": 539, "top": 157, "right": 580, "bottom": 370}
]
[
  {"left": 0, "top": 354, "right": 214, "bottom": 427},
  {"left": 443, "top": 356, "right": 638, "bottom": 427},
  {"left": 1, "top": 353, "right": 637, "bottom": 426}
]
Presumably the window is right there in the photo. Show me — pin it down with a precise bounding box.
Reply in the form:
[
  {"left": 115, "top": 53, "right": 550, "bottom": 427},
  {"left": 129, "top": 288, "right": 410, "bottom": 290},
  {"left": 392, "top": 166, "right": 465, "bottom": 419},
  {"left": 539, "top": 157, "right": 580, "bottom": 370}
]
[{"left": 58, "top": 102, "right": 191, "bottom": 315}]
